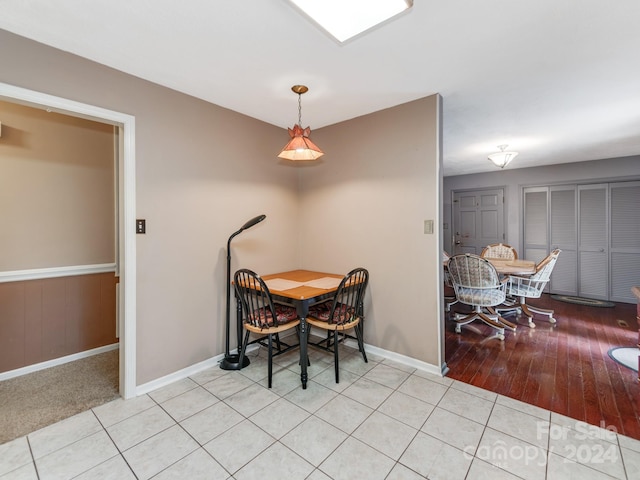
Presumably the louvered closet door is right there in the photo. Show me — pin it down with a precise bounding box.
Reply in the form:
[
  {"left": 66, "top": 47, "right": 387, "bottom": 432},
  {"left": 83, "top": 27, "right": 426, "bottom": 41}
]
[
  {"left": 523, "top": 187, "right": 549, "bottom": 263},
  {"left": 610, "top": 181, "right": 640, "bottom": 303},
  {"left": 578, "top": 184, "right": 609, "bottom": 300},
  {"left": 549, "top": 186, "right": 577, "bottom": 295}
]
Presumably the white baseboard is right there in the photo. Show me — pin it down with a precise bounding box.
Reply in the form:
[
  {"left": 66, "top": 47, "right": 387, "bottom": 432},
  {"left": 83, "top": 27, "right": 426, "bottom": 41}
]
[
  {"left": 0, "top": 343, "right": 119, "bottom": 381},
  {"left": 135, "top": 344, "right": 260, "bottom": 396},
  {"left": 135, "top": 339, "right": 445, "bottom": 397},
  {"left": 344, "top": 339, "right": 446, "bottom": 377}
]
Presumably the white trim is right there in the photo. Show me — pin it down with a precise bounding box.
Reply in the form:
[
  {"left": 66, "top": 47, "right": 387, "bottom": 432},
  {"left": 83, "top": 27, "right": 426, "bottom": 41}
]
[
  {"left": 120, "top": 108, "right": 137, "bottom": 399},
  {"left": 436, "top": 93, "right": 447, "bottom": 378},
  {"left": 0, "top": 263, "right": 117, "bottom": 283},
  {"left": 0, "top": 343, "right": 119, "bottom": 381},
  {"left": 136, "top": 342, "right": 443, "bottom": 397},
  {"left": 135, "top": 344, "right": 260, "bottom": 396},
  {"left": 347, "top": 340, "right": 445, "bottom": 377},
  {"left": 0, "top": 81, "right": 137, "bottom": 399},
  {"left": 136, "top": 355, "right": 225, "bottom": 396}
]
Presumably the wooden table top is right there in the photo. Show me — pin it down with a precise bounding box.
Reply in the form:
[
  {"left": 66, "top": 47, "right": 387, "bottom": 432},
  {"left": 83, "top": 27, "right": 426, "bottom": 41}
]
[
  {"left": 485, "top": 258, "right": 536, "bottom": 275},
  {"left": 261, "top": 269, "right": 344, "bottom": 300}
]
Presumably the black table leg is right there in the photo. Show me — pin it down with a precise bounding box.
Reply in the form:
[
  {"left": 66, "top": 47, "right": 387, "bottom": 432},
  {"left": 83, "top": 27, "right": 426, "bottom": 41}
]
[{"left": 300, "top": 316, "right": 308, "bottom": 389}]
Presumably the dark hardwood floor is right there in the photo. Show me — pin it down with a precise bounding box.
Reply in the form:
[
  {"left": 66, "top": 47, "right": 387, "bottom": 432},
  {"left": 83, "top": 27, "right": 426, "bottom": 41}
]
[{"left": 444, "top": 293, "right": 640, "bottom": 440}]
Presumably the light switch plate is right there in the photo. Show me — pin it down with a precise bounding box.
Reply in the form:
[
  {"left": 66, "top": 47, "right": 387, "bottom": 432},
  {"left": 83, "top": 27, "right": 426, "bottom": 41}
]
[{"left": 424, "top": 219, "right": 434, "bottom": 234}]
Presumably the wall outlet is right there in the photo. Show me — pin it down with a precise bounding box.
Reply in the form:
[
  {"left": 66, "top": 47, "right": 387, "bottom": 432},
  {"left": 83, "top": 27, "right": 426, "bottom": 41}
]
[
  {"left": 136, "top": 219, "right": 146, "bottom": 234},
  {"left": 424, "top": 219, "right": 434, "bottom": 234}
]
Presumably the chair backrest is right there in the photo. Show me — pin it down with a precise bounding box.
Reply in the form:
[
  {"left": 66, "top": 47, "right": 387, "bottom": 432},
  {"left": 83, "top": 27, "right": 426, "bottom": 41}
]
[
  {"left": 506, "top": 249, "right": 562, "bottom": 299},
  {"left": 480, "top": 243, "right": 518, "bottom": 260},
  {"left": 532, "top": 249, "right": 562, "bottom": 282},
  {"left": 325, "top": 267, "right": 369, "bottom": 326},
  {"left": 447, "top": 254, "right": 501, "bottom": 288},
  {"left": 443, "top": 251, "right": 454, "bottom": 287},
  {"left": 234, "top": 269, "right": 279, "bottom": 329},
  {"left": 447, "top": 254, "right": 505, "bottom": 307}
]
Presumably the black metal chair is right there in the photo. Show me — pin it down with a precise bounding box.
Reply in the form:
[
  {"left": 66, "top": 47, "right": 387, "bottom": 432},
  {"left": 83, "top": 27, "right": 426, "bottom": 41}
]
[
  {"left": 307, "top": 267, "right": 369, "bottom": 383},
  {"left": 234, "top": 269, "right": 301, "bottom": 388}
]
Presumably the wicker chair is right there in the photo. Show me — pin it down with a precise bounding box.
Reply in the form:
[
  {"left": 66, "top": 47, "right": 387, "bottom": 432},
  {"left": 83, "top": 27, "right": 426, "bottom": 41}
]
[
  {"left": 480, "top": 243, "right": 518, "bottom": 260},
  {"left": 497, "top": 249, "right": 562, "bottom": 328},
  {"left": 307, "top": 268, "right": 369, "bottom": 383},
  {"left": 234, "top": 269, "right": 301, "bottom": 388},
  {"left": 447, "top": 254, "right": 510, "bottom": 340},
  {"left": 443, "top": 251, "right": 458, "bottom": 312}
]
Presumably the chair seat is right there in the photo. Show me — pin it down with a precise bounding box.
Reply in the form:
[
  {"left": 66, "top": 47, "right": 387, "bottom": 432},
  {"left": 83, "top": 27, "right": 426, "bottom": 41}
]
[
  {"left": 456, "top": 287, "right": 506, "bottom": 307},
  {"left": 508, "top": 283, "right": 543, "bottom": 298},
  {"left": 249, "top": 304, "right": 298, "bottom": 328},
  {"left": 309, "top": 302, "right": 357, "bottom": 325}
]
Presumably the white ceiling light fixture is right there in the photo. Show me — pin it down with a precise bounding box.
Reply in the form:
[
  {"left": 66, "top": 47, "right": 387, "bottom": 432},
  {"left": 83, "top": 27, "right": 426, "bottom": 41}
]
[
  {"left": 287, "top": 0, "right": 413, "bottom": 44},
  {"left": 488, "top": 145, "right": 518, "bottom": 169}
]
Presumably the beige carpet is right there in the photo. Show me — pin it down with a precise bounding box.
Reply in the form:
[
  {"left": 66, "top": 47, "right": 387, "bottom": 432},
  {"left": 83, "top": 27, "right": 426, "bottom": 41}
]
[{"left": 0, "top": 349, "right": 119, "bottom": 444}]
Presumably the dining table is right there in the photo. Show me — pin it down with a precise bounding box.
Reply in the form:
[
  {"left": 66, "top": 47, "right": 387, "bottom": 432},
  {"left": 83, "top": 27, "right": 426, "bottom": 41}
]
[
  {"left": 260, "top": 269, "right": 345, "bottom": 389},
  {"left": 444, "top": 255, "right": 537, "bottom": 332},
  {"left": 484, "top": 257, "right": 536, "bottom": 276},
  {"left": 482, "top": 257, "right": 536, "bottom": 330}
]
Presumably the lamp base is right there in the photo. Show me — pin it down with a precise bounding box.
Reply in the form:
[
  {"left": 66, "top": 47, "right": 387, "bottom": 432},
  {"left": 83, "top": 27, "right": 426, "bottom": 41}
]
[{"left": 219, "top": 354, "right": 250, "bottom": 370}]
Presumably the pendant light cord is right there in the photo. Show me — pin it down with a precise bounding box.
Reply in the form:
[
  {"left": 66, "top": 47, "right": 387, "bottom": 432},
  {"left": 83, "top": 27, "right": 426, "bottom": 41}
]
[{"left": 297, "top": 94, "right": 303, "bottom": 127}]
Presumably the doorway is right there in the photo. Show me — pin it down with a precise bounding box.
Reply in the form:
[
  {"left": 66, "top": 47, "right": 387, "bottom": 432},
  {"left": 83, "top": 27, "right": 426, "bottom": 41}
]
[
  {"left": 0, "top": 81, "right": 137, "bottom": 398},
  {"left": 452, "top": 188, "right": 506, "bottom": 255}
]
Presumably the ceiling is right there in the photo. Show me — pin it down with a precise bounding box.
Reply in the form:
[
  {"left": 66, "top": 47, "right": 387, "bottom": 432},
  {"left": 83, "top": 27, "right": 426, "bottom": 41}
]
[{"left": 1, "top": 0, "right": 639, "bottom": 176}]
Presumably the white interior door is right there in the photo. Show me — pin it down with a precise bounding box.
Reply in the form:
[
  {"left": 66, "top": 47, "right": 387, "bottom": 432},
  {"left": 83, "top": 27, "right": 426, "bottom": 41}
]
[{"left": 452, "top": 189, "right": 505, "bottom": 255}]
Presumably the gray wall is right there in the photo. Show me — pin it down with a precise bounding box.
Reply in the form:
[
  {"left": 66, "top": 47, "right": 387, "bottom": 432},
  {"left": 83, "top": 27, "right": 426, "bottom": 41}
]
[
  {"left": 443, "top": 156, "right": 640, "bottom": 254},
  {"left": 300, "top": 95, "right": 443, "bottom": 367},
  {"left": 1, "top": 30, "right": 446, "bottom": 385},
  {"left": 0, "top": 30, "right": 300, "bottom": 384}
]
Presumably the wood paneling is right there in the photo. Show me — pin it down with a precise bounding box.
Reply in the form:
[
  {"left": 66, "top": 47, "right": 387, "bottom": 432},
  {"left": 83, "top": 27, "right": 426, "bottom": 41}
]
[
  {"left": 0, "top": 272, "right": 117, "bottom": 373},
  {"left": 446, "top": 294, "right": 640, "bottom": 440}
]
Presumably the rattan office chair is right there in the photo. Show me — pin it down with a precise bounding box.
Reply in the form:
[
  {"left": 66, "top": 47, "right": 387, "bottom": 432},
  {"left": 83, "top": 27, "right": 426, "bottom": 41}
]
[
  {"left": 234, "top": 269, "right": 301, "bottom": 388},
  {"left": 443, "top": 251, "right": 458, "bottom": 312},
  {"left": 447, "top": 254, "right": 510, "bottom": 340},
  {"left": 307, "top": 267, "right": 369, "bottom": 383},
  {"left": 480, "top": 243, "right": 518, "bottom": 260},
  {"left": 497, "top": 249, "right": 562, "bottom": 328}
]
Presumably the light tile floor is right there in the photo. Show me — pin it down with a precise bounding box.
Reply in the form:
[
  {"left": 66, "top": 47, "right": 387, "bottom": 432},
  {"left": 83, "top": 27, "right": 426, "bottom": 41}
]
[{"left": 2, "top": 343, "right": 640, "bottom": 480}]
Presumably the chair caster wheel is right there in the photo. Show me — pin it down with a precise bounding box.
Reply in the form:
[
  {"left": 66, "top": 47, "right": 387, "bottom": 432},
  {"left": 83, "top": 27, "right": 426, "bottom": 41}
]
[
  {"left": 455, "top": 326, "right": 461, "bottom": 334},
  {"left": 529, "top": 322, "right": 536, "bottom": 328},
  {"left": 497, "top": 334, "right": 505, "bottom": 341},
  {"left": 549, "top": 317, "right": 556, "bottom": 324}
]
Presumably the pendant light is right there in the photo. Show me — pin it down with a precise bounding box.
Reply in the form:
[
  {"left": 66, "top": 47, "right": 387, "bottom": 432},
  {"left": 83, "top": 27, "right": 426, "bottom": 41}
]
[
  {"left": 488, "top": 144, "right": 518, "bottom": 169},
  {"left": 278, "top": 85, "right": 324, "bottom": 161}
]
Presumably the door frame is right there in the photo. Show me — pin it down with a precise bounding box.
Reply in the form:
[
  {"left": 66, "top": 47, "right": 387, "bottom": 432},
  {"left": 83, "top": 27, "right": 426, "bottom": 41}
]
[{"left": 0, "top": 81, "right": 137, "bottom": 399}]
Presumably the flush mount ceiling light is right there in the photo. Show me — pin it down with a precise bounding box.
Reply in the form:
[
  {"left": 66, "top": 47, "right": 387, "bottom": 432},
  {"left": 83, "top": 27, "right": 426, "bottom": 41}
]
[
  {"left": 278, "top": 85, "right": 324, "bottom": 161},
  {"left": 488, "top": 145, "right": 518, "bottom": 169},
  {"left": 287, "top": 0, "right": 413, "bottom": 43}
]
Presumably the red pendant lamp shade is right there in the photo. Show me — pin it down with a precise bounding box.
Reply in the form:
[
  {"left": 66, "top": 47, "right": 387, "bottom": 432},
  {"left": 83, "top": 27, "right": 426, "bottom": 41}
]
[{"left": 278, "top": 85, "right": 324, "bottom": 161}]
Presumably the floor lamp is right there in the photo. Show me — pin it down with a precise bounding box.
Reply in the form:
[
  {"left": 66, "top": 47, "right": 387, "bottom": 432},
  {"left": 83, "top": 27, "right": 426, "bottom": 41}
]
[{"left": 220, "top": 214, "right": 266, "bottom": 370}]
